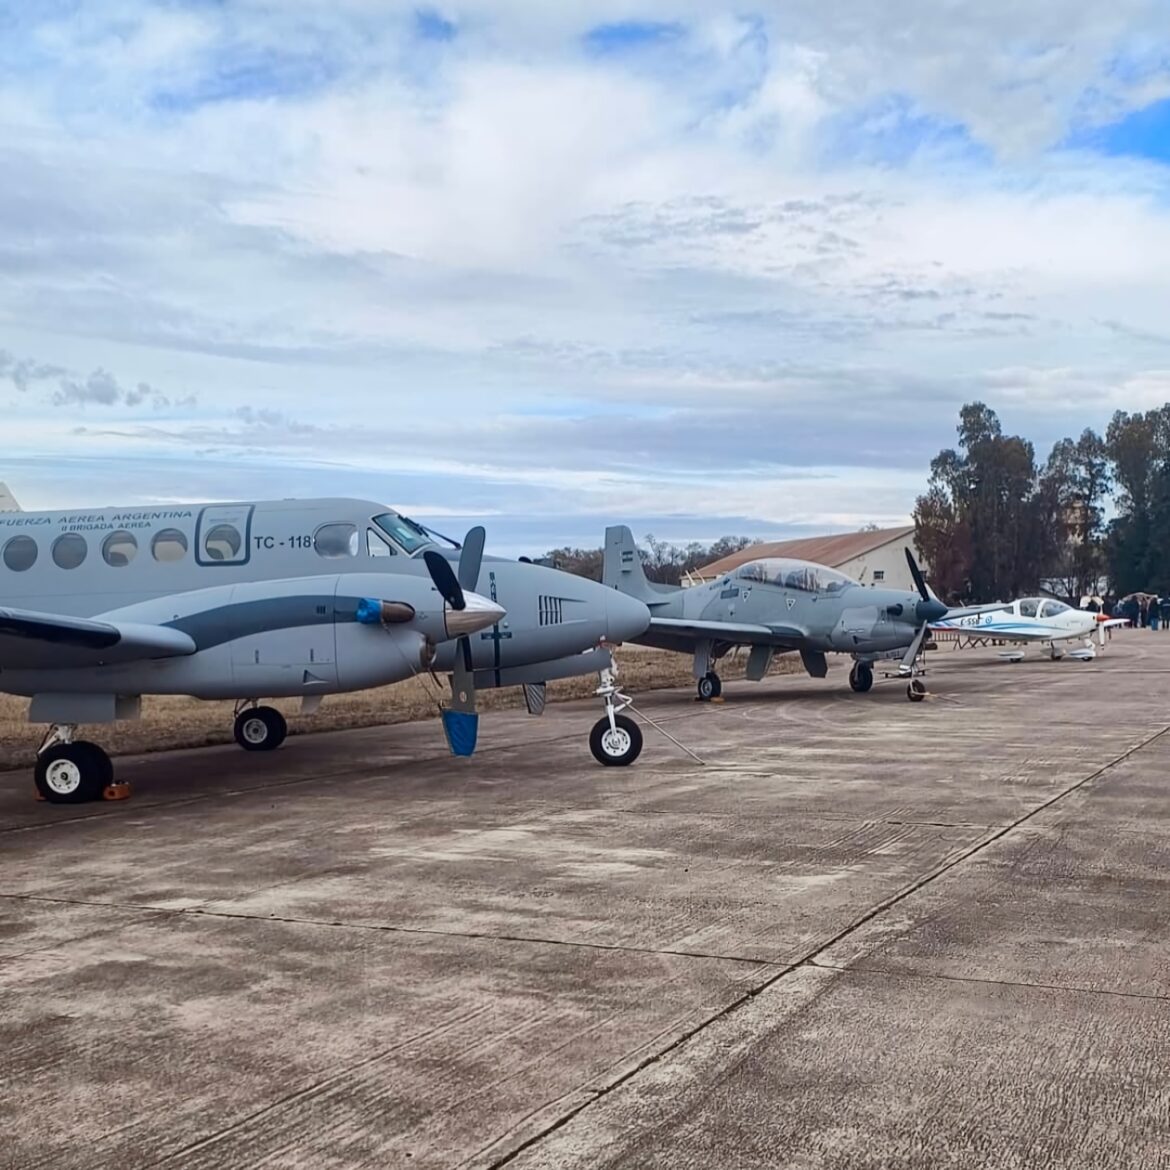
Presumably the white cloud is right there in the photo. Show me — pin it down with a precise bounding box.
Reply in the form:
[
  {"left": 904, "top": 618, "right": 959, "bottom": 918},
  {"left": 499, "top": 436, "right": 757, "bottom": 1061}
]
[{"left": 0, "top": 2, "right": 1168, "bottom": 549}]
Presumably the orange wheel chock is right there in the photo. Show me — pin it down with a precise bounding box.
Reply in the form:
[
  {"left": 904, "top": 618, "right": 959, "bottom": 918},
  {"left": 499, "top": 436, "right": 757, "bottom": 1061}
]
[{"left": 102, "top": 782, "right": 132, "bottom": 801}]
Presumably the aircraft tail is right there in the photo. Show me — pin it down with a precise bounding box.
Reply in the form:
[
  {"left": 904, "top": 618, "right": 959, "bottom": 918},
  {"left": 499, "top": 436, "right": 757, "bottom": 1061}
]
[
  {"left": 603, "top": 525, "right": 682, "bottom": 604},
  {"left": 0, "top": 483, "right": 21, "bottom": 512}
]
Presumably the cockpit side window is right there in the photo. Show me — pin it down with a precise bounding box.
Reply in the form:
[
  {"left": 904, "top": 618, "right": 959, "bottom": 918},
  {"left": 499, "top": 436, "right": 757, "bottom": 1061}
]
[
  {"left": 1039, "top": 600, "right": 1070, "bottom": 618},
  {"left": 373, "top": 513, "right": 429, "bottom": 555},
  {"left": 737, "top": 562, "right": 768, "bottom": 583},
  {"left": 366, "top": 528, "right": 396, "bottom": 557},
  {"left": 1019, "top": 599, "right": 1040, "bottom": 618}
]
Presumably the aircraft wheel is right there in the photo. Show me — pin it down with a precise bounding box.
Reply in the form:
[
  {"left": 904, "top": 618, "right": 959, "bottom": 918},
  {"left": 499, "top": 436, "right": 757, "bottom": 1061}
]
[
  {"left": 907, "top": 680, "right": 927, "bottom": 703},
  {"left": 696, "top": 672, "right": 722, "bottom": 701},
  {"left": 34, "top": 743, "right": 110, "bottom": 804},
  {"left": 234, "top": 706, "right": 288, "bottom": 752},
  {"left": 590, "top": 715, "right": 644, "bottom": 767},
  {"left": 849, "top": 663, "right": 874, "bottom": 693}
]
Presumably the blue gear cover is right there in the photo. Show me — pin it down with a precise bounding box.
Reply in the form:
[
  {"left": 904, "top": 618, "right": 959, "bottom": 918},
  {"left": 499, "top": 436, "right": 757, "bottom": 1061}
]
[{"left": 441, "top": 710, "right": 479, "bottom": 756}]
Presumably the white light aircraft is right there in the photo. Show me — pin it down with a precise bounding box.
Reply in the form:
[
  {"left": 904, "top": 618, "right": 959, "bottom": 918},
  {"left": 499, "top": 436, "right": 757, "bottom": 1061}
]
[{"left": 931, "top": 597, "right": 1116, "bottom": 661}]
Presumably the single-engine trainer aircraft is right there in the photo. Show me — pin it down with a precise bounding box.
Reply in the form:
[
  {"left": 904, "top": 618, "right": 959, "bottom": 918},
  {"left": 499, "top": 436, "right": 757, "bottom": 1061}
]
[
  {"left": 0, "top": 493, "right": 651, "bottom": 802},
  {"left": 931, "top": 597, "right": 1113, "bottom": 660},
  {"left": 603, "top": 525, "right": 947, "bottom": 701}
]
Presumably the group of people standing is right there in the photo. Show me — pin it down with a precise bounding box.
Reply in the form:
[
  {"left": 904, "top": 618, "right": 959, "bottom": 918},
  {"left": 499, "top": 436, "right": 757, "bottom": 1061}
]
[{"left": 1085, "top": 593, "right": 1170, "bottom": 629}]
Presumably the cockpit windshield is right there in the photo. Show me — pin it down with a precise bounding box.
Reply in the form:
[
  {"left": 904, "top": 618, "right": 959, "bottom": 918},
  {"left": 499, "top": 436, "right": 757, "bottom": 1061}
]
[
  {"left": 735, "top": 558, "right": 858, "bottom": 594},
  {"left": 373, "top": 512, "right": 432, "bottom": 555}
]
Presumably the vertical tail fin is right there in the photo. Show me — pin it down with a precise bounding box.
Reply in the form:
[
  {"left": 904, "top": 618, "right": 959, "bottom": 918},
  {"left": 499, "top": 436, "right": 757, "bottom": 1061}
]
[
  {"left": 603, "top": 525, "right": 680, "bottom": 604},
  {"left": 0, "top": 483, "right": 21, "bottom": 512}
]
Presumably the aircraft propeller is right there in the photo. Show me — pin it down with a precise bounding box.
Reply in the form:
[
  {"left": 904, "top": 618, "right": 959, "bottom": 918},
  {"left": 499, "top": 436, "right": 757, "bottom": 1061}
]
[
  {"left": 424, "top": 527, "right": 489, "bottom": 752},
  {"left": 899, "top": 548, "right": 946, "bottom": 675}
]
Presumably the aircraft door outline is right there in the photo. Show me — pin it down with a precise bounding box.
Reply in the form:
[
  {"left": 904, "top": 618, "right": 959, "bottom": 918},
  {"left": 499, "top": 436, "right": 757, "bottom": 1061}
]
[{"left": 195, "top": 505, "right": 255, "bottom": 568}]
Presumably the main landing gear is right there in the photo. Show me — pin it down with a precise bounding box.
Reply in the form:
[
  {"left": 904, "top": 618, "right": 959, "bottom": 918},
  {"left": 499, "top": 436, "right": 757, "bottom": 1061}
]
[
  {"left": 33, "top": 726, "right": 117, "bottom": 805},
  {"left": 590, "top": 663, "right": 644, "bottom": 766},
  {"left": 233, "top": 703, "right": 288, "bottom": 752},
  {"left": 696, "top": 672, "right": 723, "bottom": 701},
  {"left": 848, "top": 662, "right": 874, "bottom": 693}
]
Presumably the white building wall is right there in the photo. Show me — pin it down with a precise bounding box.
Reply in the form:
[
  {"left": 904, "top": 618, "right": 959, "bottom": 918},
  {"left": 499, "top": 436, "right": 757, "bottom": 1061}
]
[{"left": 839, "top": 536, "right": 924, "bottom": 591}]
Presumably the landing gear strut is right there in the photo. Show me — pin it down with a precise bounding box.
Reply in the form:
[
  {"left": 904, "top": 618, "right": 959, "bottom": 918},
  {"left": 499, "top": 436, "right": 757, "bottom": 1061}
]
[
  {"left": 849, "top": 662, "right": 874, "bottom": 693},
  {"left": 233, "top": 703, "right": 288, "bottom": 752},
  {"left": 696, "top": 672, "right": 722, "bottom": 702},
  {"left": 33, "top": 725, "right": 114, "bottom": 804},
  {"left": 590, "top": 662, "right": 644, "bottom": 766}
]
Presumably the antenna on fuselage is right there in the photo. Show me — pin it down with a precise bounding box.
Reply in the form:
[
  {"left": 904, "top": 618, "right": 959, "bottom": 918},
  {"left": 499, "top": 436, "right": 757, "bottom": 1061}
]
[{"left": 0, "top": 482, "right": 21, "bottom": 512}]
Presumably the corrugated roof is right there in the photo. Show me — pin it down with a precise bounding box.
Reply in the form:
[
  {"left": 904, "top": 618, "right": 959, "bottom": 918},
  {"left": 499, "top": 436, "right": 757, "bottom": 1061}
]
[{"left": 699, "top": 525, "right": 916, "bottom": 578}]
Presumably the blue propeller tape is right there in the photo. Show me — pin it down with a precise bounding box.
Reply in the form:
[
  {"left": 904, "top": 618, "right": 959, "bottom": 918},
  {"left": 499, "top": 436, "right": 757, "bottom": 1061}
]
[
  {"left": 355, "top": 598, "right": 382, "bottom": 625},
  {"left": 441, "top": 710, "right": 479, "bottom": 757}
]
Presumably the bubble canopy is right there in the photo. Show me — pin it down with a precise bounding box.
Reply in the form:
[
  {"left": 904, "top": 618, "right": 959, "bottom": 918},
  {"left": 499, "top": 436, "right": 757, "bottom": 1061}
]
[{"left": 735, "top": 558, "right": 859, "bottom": 594}]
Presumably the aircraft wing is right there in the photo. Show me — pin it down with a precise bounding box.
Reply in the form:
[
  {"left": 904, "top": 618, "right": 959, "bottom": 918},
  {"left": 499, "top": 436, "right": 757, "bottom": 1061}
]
[
  {"left": 0, "top": 607, "right": 197, "bottom": 670},
  {"left": 643, "top": 617, "right": 806, "bottom": 649}
]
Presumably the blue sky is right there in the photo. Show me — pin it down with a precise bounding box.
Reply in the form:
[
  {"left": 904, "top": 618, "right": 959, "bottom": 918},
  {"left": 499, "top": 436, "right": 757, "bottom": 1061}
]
[{"left": 2, "top": 2, "right": 1170, "bottom": 553}]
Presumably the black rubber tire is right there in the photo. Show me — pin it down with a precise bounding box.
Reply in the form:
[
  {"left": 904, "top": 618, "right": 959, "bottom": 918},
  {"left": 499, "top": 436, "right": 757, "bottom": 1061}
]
[
  {"left": 589, "top": 714, "right": 644, "bottom": 767},
  {"left": 234, "top": 706, "right": 288, "bottom": 752},
  {"left": 849, "top": 664, "right": 874, "bottom": 693},
  {"left": 34, "top": 743, "right": 109, "bottom": 804},
  {"left": 696, "top": 673, "right": 722, "bottom": 701},
  {"left": 907, "top": 680, "right": 927, "bottom": 703},
  {"left": 75, "top": 741, "right": 114, "bottom": 789}
]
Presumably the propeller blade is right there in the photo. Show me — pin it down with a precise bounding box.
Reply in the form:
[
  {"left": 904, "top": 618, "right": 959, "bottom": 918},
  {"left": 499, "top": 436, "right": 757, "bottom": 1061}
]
[
  {"left": 899, "top": 621, "right": 928, "bottom": 674},
  {"left": 424, "top": 550, "right": 465, "bottom": 611},
  {"left": 905, "top": 547, "right": 930, "bottom": 602},
  {"left": 450, "top": 650, "right": 477, "bottom": 714},
  {"left": 458, "top": 525, "right": 486, "bottom": 592}
]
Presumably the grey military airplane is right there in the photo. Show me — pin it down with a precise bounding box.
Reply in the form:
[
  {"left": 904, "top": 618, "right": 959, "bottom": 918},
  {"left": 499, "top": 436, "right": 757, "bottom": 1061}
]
[
  {"left": 0, "top": 492, "right": 650, "bottom": 802},
  {"left": 603, "top": 525, "right": 947, "bottom": 701}
]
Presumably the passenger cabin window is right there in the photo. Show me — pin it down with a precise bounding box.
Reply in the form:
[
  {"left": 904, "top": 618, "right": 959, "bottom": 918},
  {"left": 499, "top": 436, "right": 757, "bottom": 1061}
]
[
  {"left": 373, "top": 512, "right": 429, "bottom": 554},
  {"left": 102, "top": 530, "right": 138, "bottom": 567},
  {"left": 314, "top": 523, "right": 358, "bottom": 559},
  {"left": 52, "top": 533, "right": 87, "bottom": 570},
  {"left": 152, "top": 528, "right": 189, "bottom": 563},
  {"left": 2, "top": 535, "right": 37, "bottom": 572},
  {"left": 1019, "top": 599, "right": 1040, "bottom": 618},
  {"left": 366, "top": 528, "right": 396, "bottom": 557},
  {"left": 1040, "top": 600, "right": 1070, "bottom": 618},
  {"left": 203, "top": 524, "right": 241, "bottom": 562}
]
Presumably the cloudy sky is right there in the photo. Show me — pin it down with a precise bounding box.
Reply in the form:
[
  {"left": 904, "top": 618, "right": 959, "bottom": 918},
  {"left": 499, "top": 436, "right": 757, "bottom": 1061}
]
[{"left": 2, "top": 2, "right": 1169, "bottom": 553}]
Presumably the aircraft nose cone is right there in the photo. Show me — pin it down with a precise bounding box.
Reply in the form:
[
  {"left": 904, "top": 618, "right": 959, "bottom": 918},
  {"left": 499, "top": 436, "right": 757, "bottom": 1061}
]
[
  {"left": 444, "top": 591, "right": 506, "bottom": 638},
  {"left": 916, "top": 598, "right": 948, "bottom": 625},
  {"left": 604, "top": 587, "right": 651, "bottom": 644}
]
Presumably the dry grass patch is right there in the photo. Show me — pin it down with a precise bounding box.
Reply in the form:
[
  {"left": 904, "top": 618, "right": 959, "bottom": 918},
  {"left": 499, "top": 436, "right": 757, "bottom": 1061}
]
[{"left": 0, "top": 646, "right": 803, "bottom": 770}]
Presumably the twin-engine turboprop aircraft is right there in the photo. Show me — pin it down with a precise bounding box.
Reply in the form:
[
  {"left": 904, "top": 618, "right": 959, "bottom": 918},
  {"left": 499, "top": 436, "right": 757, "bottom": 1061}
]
[
  {"left": 603, "top": 526, "right": 947, "bottom": 700},
  {"left": 0, "top": 494, "right": 650, "bottom": 802}
]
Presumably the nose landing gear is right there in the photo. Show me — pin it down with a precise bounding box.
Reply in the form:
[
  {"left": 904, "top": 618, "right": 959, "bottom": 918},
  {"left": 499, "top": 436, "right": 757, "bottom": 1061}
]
[
  {"left": 696, "top": 672, "right": 722, "bottom": 702},
  {"left": 590, "top": 665, "right": 644, "bottom": 766},
  {"left": 848, "top": 662, "right": 874, "bottom": 693}
]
